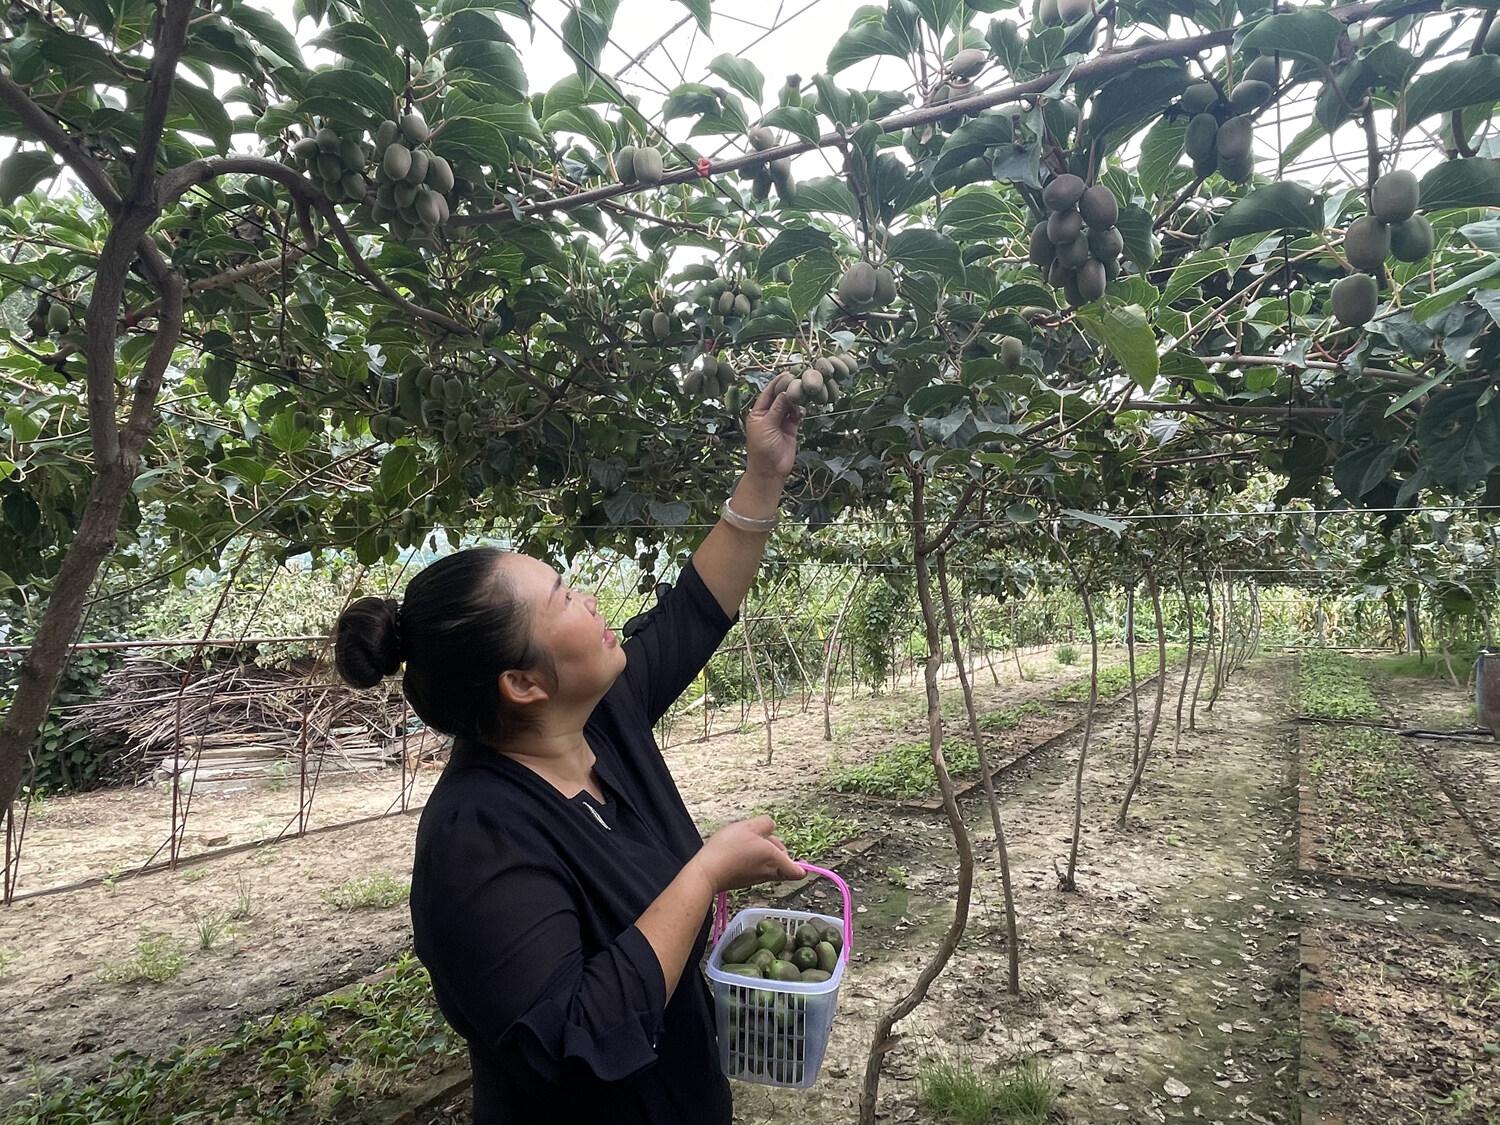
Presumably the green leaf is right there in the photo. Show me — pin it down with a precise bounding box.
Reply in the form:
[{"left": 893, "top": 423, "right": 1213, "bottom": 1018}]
[
  {"left": 1402, "top": 55, "right": 1500, "bottom": 132},
  {"left": 1460, "top": 217, "right": 1500, "bottom": 253},
  {"left": 1317, "top": 58, "right": 1374, "bottom": 133},
  {"left": 432, "top": 9, "right": 514, "bottom": 52},
  {"left": 650, "top": 499, "right": 692, "bottom": 526},
  {"left": 783, "top": 175, "right": 859, "bottom": 217},
  {"left": 1420, "top": 158, "right": 1500, "bottom": 211},
  {"left": 1076, "top": 301, "right": 1158, "bottom": 388},
  {"left": 1160, "top": 248, "right": 1228, "bottom": 306},
  {"left": 911, "top": 0, "right": 959, "bottom": 35},
  {"left": 1416, "top": 379, "right": 1500, "bottom": 491},
  {"left": 827, "top": 22, "right": 909, "bottom": 74},
  {"left": 1204, "top": 181, "right": 1322, "bottom": 246},
  {"left": 545, "top": 107, "right": 614, "bottom": 156},
  {"left": 1082, "top": 63, "right": 1189, "bottom": 152},
  {"left": 662, "top": 82, "right": 721, "bottom": 122},
  {"left": 1239, "top": 8, "right": 1344, "bottom": 65},
  {"left": 445, "top": 41, "right": 528, "bottom": 102},
  {"left": 5, "top": 405, "right": 44, "bottom": 444},
  {"left": 1137, "top": 117, "right": 1185, "bottom": 199},
  {"left": 887, "top": 228, "right": 964, "bottom": 284},
  {"left": 758, "top": 226, "right": 835, "bottom": 276},
  {"left": 1384, "top": 373, "right": 1447, "bottom": 417},
  {"left": 1061, "top": 508, "right": 1126, "bottom": 536},
  {"left": 708, "top": 54, "right": 762, "bottom": 104},
  {"left": 202, "top": 356, "right": 236, "bottom": 406},
  {"left": 563, "top": 4, "right": 610, "bottom": 86},
  {"left": 761, "top": 106, "right": 820, "bottom": 144},
  {"left": 217, "top": 456, "right": 267, "bottom": 485},
  {"left": 226, "top": 3, "right": 307, "bottom": 68},
  {"left": 676, "top": 0, "right": 711, "bottom": 35},
  {"left": 936, "top": 189, "right": 1015, "bottom": 239},
  {"left": 172, "top": 79, "right": 232, "bottom": 152},
  {"left": 434, "top": 0, "right": 530, "bottom": 17},
  {"left": 435, "top": 117, "right": 512, "bottom": 166},
  {"left": 362, "top": 0, "right": 428, "bottom": 59},
  {"left": 1116, "top": 204, "right": 1156, "bottom": 270},
  {"left": 378, "top": 445, "right": 421, "bottom": 498},
  {"left": 932, "top": 113, "right": 1014, "bottom": 176},
  {"left": 790, "top": 250, "right": 840, "bottom": 319},
  {"left": 447, "top": 91, "right": 545, "bottom": 144},
  {"left": 1333, "top": 442, "right": 1401, "bottom": 500},
  {"left": 1411, "top": 260, "right": 1500, "bottom": 322},
  {"left": 302, "top": 69, "right": 397, "bottom": 121},
  {"left": 310, "top": 23, "right": 403, "bottom": 85},
  {"left": 0, "top": 151, "right": 59, "bottom": 204}
]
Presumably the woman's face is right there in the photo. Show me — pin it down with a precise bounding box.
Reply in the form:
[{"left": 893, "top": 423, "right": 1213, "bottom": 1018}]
[{"left": 504, "top": 554, "right": 627, "bottom": 706}]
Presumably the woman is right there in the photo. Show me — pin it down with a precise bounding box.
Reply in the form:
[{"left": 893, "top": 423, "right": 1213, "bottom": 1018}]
[{"left": 334, "top": 374, "right": 806, "bottom": 1123}]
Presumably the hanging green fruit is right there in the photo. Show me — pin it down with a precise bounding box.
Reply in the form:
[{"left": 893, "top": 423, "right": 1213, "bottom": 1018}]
[{"left": 1332, "top": 272, "right": 1378, "bottom": 327}]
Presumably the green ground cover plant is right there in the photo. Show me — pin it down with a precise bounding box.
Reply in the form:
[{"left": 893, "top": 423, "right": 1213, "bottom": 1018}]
[
  {"left": 1299, "top": 651, "right": 1382, "bottom": 721},
  {"left": 8, "top": 956, "right": 462, "bottom": 1125}
]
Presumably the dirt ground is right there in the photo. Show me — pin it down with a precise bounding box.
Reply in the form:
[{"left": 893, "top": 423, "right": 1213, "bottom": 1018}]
[
  {"left": 422, "top": 655, "right": 1303, "bottom": 1124},
  {"left": 1301, "top": 919, "right": 1499, "bottom": 1124},
  {"left": 1296, "top": 658, "right": 1500, "bottom": 1125},
  {"left": 14, "top": 645, "right": 1495, "bottom": 1122},
  {"left": 5, "top": 645, "right": 1069, "bottom": 898},
  {"left": 0, "top": 646, "right": 1089, "bottom": 1104}
]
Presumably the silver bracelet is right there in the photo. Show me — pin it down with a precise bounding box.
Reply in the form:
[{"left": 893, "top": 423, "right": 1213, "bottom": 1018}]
[{"left": 721, "top": 498, "right": 779, "bottom": 532}]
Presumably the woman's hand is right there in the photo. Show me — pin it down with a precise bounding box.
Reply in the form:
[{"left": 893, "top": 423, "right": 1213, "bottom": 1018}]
[
  {"left": 743, "top": 372, "right": 802, "bottom": 482},
  {"left": 690, "top": 814, "right": 806, "bottom": 893}
]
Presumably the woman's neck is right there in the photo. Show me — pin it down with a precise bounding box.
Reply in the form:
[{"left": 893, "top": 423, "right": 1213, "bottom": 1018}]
[{"left": 499, "top": 724, "right": 596, "bottom": 793}]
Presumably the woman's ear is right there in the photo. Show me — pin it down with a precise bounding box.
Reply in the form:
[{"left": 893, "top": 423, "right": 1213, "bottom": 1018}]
[{"left": 498, "top": 668, "right": 551, "bottom": 708}]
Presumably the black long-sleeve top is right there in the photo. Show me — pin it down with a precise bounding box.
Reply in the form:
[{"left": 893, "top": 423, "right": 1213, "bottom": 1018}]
[{"left": 410, "top": 560, "right": 736, "bottom": 1124}]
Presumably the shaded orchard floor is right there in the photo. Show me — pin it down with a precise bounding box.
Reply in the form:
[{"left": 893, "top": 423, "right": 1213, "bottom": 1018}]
[
  {"left": 429, "top": 656, "right": 1306, "bottom": 1124},
  {"left": 0, "top": 645, "right": 1090, "bottom": 1104}
]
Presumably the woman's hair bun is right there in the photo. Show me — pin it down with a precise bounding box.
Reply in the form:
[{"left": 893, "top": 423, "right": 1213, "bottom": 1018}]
[{"left": 334, "top": 596, "right": 403, "bottom": 688}]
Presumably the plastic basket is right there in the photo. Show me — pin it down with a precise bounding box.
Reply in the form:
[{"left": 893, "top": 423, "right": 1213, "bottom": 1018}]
[{"left": 705, "top": 862, "right": 853, "bottom": 1089}]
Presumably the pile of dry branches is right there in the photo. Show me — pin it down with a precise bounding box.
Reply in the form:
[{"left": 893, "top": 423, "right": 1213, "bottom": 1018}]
[{"left": 67, "top": 658, "right": 446, "bottom": 786}]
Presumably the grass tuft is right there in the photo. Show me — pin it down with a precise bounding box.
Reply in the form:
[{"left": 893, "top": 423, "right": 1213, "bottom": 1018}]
[
  {"left": 193, "top": 909, "right": 231, "bottom": 952},
  {"left": 1054, "top": 644, "right": 1078, "bottom": 666},
  {"left": 751, "top": 802, "right": 859, "bottom": 863},
  {"left": 919, "top": 1052, "right": 1058, "bottom": 1124},
  {"left": 322, "top": 873, "right": 409, "bottom": 911},
  {"left": 99, "top": 935, "right": 187, "bottom": 985}
]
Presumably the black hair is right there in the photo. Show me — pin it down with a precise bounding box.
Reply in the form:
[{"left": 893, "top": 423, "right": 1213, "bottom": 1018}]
[{"left": 333, "top": 548, "right": 554, "bottom": 744}]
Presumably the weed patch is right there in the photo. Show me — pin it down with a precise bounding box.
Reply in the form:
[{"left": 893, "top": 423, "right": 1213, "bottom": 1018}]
[
  {"left": 751, "top": 801, "right": 860, "bottom": 862},
  {"left": 322, "top": 874, "right": 409, "bottom": 911},
  {"left": 12, "top": 955, "right": 461, "bottom": 1124},
  {"left": 825, "top": 739, "right": 979, "bottom": 799},
  {"left": 1299, "top": 651, "right": 1381, "bottom": 720},
  {"left": 98, "top": 935, "right": 186, "bottom": 985}
]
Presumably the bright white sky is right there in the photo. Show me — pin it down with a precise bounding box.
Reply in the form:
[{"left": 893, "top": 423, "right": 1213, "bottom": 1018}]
[
  {"left": 244, "top": 0, "right": 1470, "bottom": 193},
  {"left": 255, "top": 0, "right": 896, "bottom": 182}
]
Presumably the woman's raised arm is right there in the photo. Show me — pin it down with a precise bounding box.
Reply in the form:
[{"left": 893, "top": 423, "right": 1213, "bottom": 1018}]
[{"left": 692, "top": 375, "right": 801, "bottom": 617}]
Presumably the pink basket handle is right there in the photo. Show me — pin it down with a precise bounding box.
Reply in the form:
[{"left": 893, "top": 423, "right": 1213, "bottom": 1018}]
[{"left": 712, "top": 860, "right": 853, "bottom": 955}]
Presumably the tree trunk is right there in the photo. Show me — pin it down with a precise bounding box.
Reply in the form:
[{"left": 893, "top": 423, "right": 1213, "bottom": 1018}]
[
  {"left": 1405, "top": 586, "right": 1425, "bottom": 661},
  {"left": 1191, "top": 571, "right": 1216, "bottom": 730},
  {"left": 1125, "top": 583, "right": 1141, "bottom": 770},
  {"left": 1119, "top": 573, "right": 1168, "bottom": 826},
  {"left": 1208, "top": 577, "right": 1230, "bottom": 709},
  {"left": 1172, "top": 572, "right": 1195, "bottom": 757},
  {"left": 938, "top": 556, "right": 1019, "bottom": 995},
  {"left": 828, "top": 582, "right": 864, "bottom": 741},
  {"left": 1056, "top": 547, "right": 1097, "bottom": 892},
  {"left": 742, "top": 617, "right": 774, "bottom": 766},
  {"left": 858, "top": 478, "right": 974, "bottom": 1125}
]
